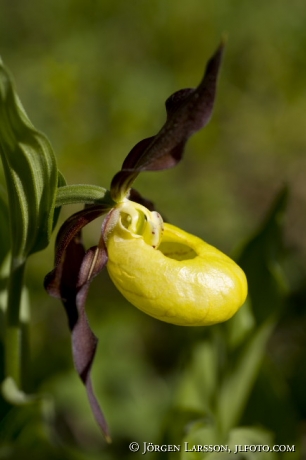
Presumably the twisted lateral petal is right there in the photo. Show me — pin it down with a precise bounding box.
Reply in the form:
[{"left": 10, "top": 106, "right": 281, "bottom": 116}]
[
  {"left": 106, "top": 221, "right": 247, "bottom": 326},
  {"left": 110, "top": 42, "right": 224, "bottom": 201},
  {"left": 44, "top": 204, "right": 111, "bottom": 441}
]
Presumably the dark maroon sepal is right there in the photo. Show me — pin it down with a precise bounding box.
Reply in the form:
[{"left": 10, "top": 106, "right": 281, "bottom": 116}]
[
  {"left": 128, "top": 188, "right": 156, "bottom": 212},
  {"left": 44, "top": 205, "right": 111, "bottom": 441},
  {"left": 110, "top": 42, "right": 224, "bottom": 201}
]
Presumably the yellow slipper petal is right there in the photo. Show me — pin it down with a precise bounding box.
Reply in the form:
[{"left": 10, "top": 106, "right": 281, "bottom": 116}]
[{"left": 105, "top": 202, "right": 247, "bottom": 326}]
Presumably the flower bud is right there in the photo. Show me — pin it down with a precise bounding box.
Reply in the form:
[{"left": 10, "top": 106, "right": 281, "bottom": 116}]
[{"left": 104, "top": 201, "right": 247, "bottom": 326}]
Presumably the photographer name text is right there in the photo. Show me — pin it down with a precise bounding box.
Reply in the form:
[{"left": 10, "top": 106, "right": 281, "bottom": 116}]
[{"left": 128, "top": 441, "right": 296, "bottom": 455}]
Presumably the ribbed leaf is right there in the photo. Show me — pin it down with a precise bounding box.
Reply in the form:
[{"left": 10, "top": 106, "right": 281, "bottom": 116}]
[
  {"left": 52, "top": 170, "right": 67, "bottom": 232},
  {"left": 0, "top": 60, "right": 62, "bottom": 264},
  {"left": 55, "top": 184, "right": 114, "bottom": 208},
  {"left": 0, "top": 187, "right": 9, "bottom": 266}
]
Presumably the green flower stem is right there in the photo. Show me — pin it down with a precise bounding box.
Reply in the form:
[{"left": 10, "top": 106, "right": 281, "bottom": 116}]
[
  {"left": 55, "top": 184, "right": 115, "bottom": 207},
  {"left": 5, "top": 260, "right": 26, "bottom": 388}
]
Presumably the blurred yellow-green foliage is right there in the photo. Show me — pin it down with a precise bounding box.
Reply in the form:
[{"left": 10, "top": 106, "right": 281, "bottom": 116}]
[{"left": 0, "top": 1, "right": 306, "bottom": 459}]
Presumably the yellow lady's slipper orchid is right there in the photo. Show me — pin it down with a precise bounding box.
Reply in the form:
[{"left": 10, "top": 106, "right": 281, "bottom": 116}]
[
  {"left": 105, "top": 201, "right": 247, "bottom": 326},
  {"left": 45, "top": 43, "right": 248, "bottom": 438}
]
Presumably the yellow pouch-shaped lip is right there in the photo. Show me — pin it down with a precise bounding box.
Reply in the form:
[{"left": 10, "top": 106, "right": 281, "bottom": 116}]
[{"left": 105, "top": 209, "right": 248, "bottom": 326}]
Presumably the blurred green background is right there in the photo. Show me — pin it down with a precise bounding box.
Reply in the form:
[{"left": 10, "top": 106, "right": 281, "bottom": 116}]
[{"left": 0, "top": 0, "right": 306, "bottom": 458}]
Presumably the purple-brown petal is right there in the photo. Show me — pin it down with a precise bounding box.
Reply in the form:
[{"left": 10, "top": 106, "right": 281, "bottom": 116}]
[
  {"left": 128, "top": 188, "right": 156, "bottom": 212},
  {"left": 110, "top": 42, "right": 224, "bottom": 201},
  {"left": 44, "top": 205, "right": 111, "bottom": 440},
  {"left": 71, "top": 243, "right": 110, "bottom": 441},
  {"left": 121, "top": 136, "right": 156, "bottom": 170},
  {"left": 53, "top": 204, "right": 110, "bottom": 270}
]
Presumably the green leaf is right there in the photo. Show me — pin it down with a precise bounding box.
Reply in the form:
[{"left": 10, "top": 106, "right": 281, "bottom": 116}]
[
  {"left": 217, "top": 319, "right": 275, "bottom": 436},
  {"left": 175, "top": 341, "right": 219, "bottom": 416},
  {"left": 2, "top": 377, "right": 36, "bottom": 405},
  {"left": 0, "top": 60, "right": 60, "bottom": 263},
  {"left": 0, "top": 186, "right": 9, "bottom": 266},
  {"left": 182, "top": 424, "right": 219, "bottom": 460},
  {"left": 52, "top": 170, "right": 67, "bottom": 231},
  {"left": 238, "top": 187, "right": 288, "bottom": 324},
  {"left": 226, "top": 298, "right": 255, "bottom": 349},
  {"left": 227, "top": 426, "right": 278, "bottom": 459},
  {"left": 55, "top": 184, "right": 114, "bottom": 208}
]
